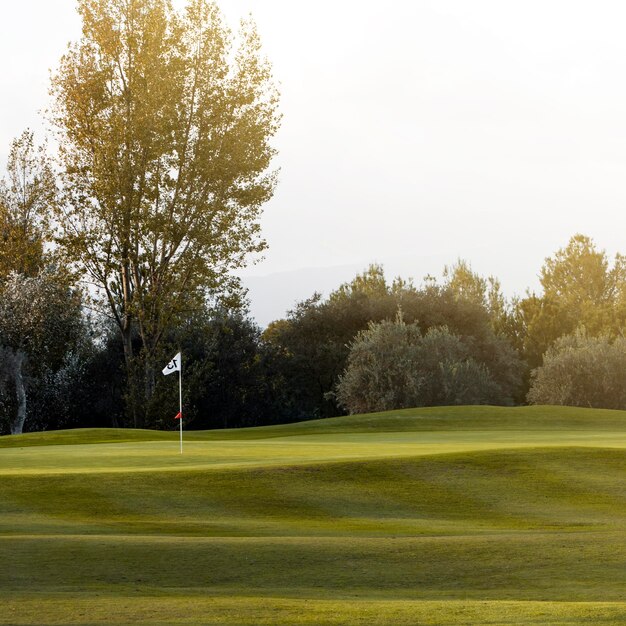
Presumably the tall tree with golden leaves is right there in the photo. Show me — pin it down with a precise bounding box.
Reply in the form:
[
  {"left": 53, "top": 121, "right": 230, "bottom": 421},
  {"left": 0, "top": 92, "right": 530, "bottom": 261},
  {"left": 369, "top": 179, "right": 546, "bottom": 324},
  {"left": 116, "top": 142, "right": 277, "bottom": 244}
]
[{"left": 50, "top": 0, "right": 280, "bottom": 425}]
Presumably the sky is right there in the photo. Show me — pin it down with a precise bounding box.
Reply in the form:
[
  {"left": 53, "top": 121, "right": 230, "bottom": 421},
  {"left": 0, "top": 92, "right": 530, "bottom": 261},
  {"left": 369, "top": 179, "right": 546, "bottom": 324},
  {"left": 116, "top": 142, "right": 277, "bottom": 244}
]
[{"left": 3, "top": 1, "right": 626, "bottom": 325}]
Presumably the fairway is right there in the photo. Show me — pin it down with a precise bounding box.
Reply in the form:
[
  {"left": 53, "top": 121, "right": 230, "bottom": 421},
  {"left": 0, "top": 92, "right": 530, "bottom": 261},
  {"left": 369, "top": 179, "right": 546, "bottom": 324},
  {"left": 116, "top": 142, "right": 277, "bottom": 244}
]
[{"left": 3, "top": 405, "right": 626, "bottom": 624}]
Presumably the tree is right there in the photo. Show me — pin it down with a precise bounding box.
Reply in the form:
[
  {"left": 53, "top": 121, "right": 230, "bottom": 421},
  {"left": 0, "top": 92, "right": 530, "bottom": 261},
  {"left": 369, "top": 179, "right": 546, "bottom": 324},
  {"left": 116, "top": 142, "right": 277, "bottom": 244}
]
[
  {"left": 50, "top": 0, "right": 280, "bottom": 425},
  {"left": 160, "top": 308, "right": 277, "bottom": 429},
  {"left": 540, "top": 234, "right": 617, "bottom": 309},
  {"left": 443, "top": 259, "right": 489, "bottom": 308},
  {"left": 443, "top": 259, "right": 509, "bottom": 335},
  {"left": 0, "top": 271, "right": 84, "bottom": 434},
  {"left": 334, "top": 314, "right": 425, "bottom": 414},
  {"left": 527, "top": 330, "right": 626, "bottom": 409},
  {"left": 512, "top": 235, "right": 626, "bottom": 369},
  {"left": 330, "top": 263, "right": 390, "bottom": 301},
  {"left": 335, "top": 316, "right": 512, "bottom": 415},
  {"left": 265, "top": 265, "right": 524, "bottom": 420},
  {"left": 39, "top": 317, "right": 128, "bottom": 431},
  {"left": 0, "top": 130, "right": 55, "bottom": 279},
  {"left": 0, "top": 131, "right": 85, "bottom": 435}
]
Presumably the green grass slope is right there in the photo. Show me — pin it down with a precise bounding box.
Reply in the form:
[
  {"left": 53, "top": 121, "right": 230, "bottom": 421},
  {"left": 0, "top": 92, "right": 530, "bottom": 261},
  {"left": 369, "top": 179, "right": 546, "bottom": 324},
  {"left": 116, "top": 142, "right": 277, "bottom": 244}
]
[
  {"left": 2, "top": 405, "right": 626, "bottom": 624},
  {"left": 6, "top": 404, "right": 626, "bottom": 449}
]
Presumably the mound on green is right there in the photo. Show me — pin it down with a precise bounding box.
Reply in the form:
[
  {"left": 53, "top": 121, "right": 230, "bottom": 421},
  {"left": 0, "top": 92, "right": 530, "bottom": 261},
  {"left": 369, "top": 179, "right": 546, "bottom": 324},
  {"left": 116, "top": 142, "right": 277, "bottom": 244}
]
[
  {"left": 6, "top": 404, "right": 626, "bottom": 449},
  {"left": 2, "top": 405, "right": 626, "bottom": 625}
]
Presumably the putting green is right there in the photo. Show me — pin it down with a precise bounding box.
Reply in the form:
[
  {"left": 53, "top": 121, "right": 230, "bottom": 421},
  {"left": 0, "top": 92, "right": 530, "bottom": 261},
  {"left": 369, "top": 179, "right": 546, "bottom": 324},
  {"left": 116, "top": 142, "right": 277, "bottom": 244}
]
[{"left": 2, "top": 405, "right": 626, "bottom": 624}]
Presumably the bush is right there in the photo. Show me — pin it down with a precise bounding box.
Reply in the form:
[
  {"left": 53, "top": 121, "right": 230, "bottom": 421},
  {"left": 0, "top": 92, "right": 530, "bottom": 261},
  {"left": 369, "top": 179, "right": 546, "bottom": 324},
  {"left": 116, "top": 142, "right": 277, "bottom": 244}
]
[
  {"left": 335, "top": 315, "right": 519, "bottom": 414},
  {"left": 527, "top": 330, "right": 626, "bottom": 409}
]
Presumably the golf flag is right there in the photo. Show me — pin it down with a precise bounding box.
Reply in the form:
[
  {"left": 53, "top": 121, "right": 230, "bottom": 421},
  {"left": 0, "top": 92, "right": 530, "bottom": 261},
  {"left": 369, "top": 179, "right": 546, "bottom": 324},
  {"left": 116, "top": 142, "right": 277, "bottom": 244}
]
[
  {"left": 162, "top": 352, "right": 181, "bottom": 376},
  {"left": 162, "top": 351, "right": 183, "bottom": 454}
]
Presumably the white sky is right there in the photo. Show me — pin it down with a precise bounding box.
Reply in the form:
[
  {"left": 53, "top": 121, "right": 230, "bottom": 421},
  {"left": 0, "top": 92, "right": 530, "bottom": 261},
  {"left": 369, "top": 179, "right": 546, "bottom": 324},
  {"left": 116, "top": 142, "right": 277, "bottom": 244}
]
[{"left": 3, "top": 1, "right": 626, "bottom": 323}]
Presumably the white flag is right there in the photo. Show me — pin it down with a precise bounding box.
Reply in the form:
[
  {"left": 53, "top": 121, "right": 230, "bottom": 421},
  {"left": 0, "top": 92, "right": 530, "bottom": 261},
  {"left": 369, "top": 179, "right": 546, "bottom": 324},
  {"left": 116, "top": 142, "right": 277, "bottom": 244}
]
[{"left": 162, "top": 352, "right": 181, "bottom": 376}]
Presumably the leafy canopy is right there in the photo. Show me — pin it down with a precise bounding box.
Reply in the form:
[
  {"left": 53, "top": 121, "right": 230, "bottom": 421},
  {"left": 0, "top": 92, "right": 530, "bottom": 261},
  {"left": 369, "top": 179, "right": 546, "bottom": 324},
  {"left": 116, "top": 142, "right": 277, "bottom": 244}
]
[
  {"left": 0, "top": 131, "right": 55, "bottom": 279},
  {"left": 50, "top": 0, "right": 280, "bottom": 365}
]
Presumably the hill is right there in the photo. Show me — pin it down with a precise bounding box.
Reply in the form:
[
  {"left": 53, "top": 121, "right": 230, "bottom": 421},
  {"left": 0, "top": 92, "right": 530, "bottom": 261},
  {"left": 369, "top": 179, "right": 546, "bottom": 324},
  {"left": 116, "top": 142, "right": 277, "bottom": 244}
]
[{"left": 2, "top": 405, "right": 626, "bottom": 624}]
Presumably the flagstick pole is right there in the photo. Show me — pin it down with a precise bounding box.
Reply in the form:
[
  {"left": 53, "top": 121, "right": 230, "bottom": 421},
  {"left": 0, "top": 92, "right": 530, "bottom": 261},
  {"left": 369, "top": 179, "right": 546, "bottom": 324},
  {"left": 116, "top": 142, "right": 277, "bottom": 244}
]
[{"left": 179, "top": 357, "right": 183, "bottom": 455}]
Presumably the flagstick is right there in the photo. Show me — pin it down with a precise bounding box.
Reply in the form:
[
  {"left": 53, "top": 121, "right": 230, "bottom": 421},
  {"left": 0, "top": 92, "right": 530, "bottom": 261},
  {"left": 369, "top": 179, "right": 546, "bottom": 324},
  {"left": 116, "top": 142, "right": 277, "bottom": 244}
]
[{"left": 179, "top": 355, "right": 183, "bottom": 455}]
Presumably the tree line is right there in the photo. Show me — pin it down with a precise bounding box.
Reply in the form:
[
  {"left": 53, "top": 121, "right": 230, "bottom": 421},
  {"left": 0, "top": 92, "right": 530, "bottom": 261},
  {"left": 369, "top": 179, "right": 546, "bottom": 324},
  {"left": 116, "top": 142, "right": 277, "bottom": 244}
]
[
  {"left": 2, "top": 0, "right": 625, "bottom": 434},
  {"left": 2, "top": 226, "right": 626, "bottom": 433}
]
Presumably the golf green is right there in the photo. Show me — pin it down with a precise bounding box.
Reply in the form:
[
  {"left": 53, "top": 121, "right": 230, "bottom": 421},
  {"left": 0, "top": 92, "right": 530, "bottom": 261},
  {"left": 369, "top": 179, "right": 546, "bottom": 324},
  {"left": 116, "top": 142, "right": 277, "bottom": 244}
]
[{"left": 2, "top": 405, "right": 626, "bottom": 624}]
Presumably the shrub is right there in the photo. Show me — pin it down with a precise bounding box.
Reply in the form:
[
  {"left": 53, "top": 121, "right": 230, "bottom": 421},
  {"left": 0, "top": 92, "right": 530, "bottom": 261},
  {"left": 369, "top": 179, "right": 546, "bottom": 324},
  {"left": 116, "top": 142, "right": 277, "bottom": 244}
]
[
  {"left": 527, "top": 330, "right": 626, "bottom": 409},
  {"left": 335, "top": 315, "right": 518, "bottom": 414}
]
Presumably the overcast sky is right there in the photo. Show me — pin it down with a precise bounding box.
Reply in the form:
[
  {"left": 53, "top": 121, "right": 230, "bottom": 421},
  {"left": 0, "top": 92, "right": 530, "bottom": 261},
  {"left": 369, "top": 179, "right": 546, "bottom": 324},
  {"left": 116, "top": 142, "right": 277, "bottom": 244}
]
[{"left": 3, "top": 1, "right": 626, "bottom": 324}]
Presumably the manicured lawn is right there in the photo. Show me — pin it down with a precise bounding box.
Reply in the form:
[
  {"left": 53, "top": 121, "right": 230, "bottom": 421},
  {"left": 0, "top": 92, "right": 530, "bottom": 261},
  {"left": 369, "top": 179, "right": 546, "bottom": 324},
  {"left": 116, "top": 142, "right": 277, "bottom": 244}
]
[{"left": 2, "top": 405, "right": 626, "bottom": 624}]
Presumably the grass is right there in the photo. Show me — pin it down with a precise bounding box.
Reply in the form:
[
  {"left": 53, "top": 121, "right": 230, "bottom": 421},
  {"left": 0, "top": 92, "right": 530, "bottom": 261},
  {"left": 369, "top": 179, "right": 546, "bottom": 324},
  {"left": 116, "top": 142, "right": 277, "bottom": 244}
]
[{"left": 2, "top": 405, "right": 626, "bottom": 624}]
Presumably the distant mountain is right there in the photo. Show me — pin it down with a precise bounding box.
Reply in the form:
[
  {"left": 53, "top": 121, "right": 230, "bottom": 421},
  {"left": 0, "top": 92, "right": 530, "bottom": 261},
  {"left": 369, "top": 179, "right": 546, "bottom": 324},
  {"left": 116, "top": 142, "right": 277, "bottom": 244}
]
[{"left": 240, "top": 264, "right": 365, "bottom": 328}]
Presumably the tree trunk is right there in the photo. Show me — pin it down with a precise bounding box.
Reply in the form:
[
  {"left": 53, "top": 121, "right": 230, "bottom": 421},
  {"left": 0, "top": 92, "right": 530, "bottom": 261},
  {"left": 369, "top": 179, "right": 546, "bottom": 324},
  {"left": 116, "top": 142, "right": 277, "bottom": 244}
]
[
  {"left": 144, "top": 356, "right": 156, "bottom": 406},
  {"left": 10, "top": 351, "right": 27, "bottom": 435},
  {"left": 120, "top": 324, "right": 143, "bottom": 429}
]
